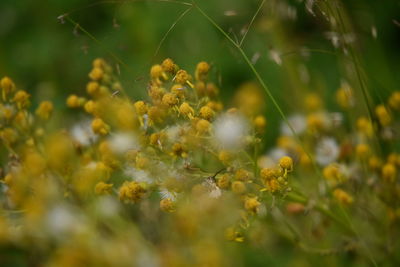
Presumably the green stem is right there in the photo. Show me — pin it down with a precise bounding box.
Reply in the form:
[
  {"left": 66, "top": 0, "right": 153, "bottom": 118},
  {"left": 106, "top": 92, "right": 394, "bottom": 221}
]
[
  {"left": 193, "top": 1, "right": 322, "bottom": 178},
  {"left": 286, "top": 192, "right": 356, "bottom": 236}
]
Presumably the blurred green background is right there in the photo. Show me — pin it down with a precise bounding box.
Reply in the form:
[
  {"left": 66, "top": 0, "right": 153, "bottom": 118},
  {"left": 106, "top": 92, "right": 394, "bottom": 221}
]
[
  {"left": 1, "top": 0, "right": 399, "bottom": 165},
  {"left": 1, "top": 0, "right": 399, "bottom": 104}
]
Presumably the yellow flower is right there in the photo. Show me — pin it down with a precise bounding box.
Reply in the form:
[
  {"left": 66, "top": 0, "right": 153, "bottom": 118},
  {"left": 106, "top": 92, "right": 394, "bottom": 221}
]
[
  {"left": 323, "top": 164, "right": 343, "bottom": 183},
  {"left": 13, "top": 90, "right": 30, "bottom": 109},
  {"left": 86, "top": 81, "right": 100, "bottom": 96},
  {"left": 91, "top": 118, "right": 110, "bottom": 135},
  {"left": 356, "top": 144, "right": 370, "bottom": 159},
  {"left": 233, "top": 82, "right": 265, "bottom": 116},
  {"left": 368, "top": 156, "right": 382, "bottom": 171},
  {"left": 217, "top": 173, "right": 231, "bottom": 189},
  {"left": 160, "top": 198, "right": 175, "bottom": 212},
  {"left": 235, "top": 169, "right": 251, "bottom": 182},
  {"left": 218, "top": 150, "right": 231, "bottom": 165},
  {"left": 161, "top": 58, "right": 177, "bottom": 73},
  {"left": 356, "top": 117, "right": 373, "bottom": 137},
  {"left": 260, "top": 168, "right": 279, "bottom": 181},
  {"left": 134, "top": 101, "right": 148, "bottom": 115},
  {"left": 253, "top": 115, "right": 267, "bottom": 133},
  {"left": 388, "top": 91, "right": 400, "bottom": 111},
  {"left": 84, "top": 100, "right": 98, "bottom": 115},
  {"left": 333, "top": 188, "right": 353, "bottom": 205},
  {"left": 307, "top": 113, "right": 325, "bottom": 132},
  {"left": 0, "top": 128, "right": 18, "bottom": 145},
  {"left": 336, "top": 86, "right": 354, "bottom": 109},
  {"left": 304, "top": 93, "right": 323, "bottom": 111},
  {"left": 387, "top": 153, "right": 399, "bottom": 165},
  {"left": 175, "top": 70, "right": 193, "bottom": 88},
  {"left": 375, "top": 104, "right": 391, "bottom": 126},
  {"left": 170, "top": 84, "right": 185, "bottom": 99},
  {"left": 149, "top": 132, "right": 165, "bottom": 147},
  {"left": 225, "top": 227, "right": 244, "bottom": 242},
  {"left": 93, "top": 58, "right": 106, "bottom": 68},
  {"left": 207, "top": 101, "right": 223, "bottom": 112},
  {"left": 35, "top": 101, "right": 53, "bottom": 120},
  {"left": 150, "top": 64, "right": 166, "bottom": 80},
  {"left": 171, "top": 143, "right": 187, "bottom": 158},
  {"left": 1, "top": 76, "right": 15, "bottom": 100},
  {"left": 66, "top": 94, "right": 84, "bottom": 108},
  {"left": 231, "top": 181, "right": 246, "bottom": 194},
  {"left": 382, "top": 163, "right": 397, "bottom": 183},
  {"left": 199, "top": 106, "right": 214, "bottom": 120},
  {"left": 148, "top": 106, "right": 165, "bottom": 124},
  {"left": 195, "top": 61, "right": 210, "bottom": 81},
  {"left": 179, "top": 102, "right": 194, "bottom": 118},
  {"left": 162, "top": 93, "right": 178, "bottom": 107},
  {"left": 23, "top": 150, "right": 47, "bottom": 176},
  {"left": 118, "top": 181, "right": 146, "bottom": 203},
  {"left": 196, "top": 119, "right": 211, "bottom": 134},
  {"left": 244, "top": 197, "right": 261, "bottom": 213},
  {"left": 95, "top": 181, "right": 113, "bottom": 195},
  {"left": 279, "top": 156, "right": 293, "bottom": 171},
  {"left": 88, "top": 67, "right": 104, "bottom": 81},
  {"left": 265, "top": 179, "right": 280, "bottom": 192},
  {"left": 148, "top": 85, "right": 165, "bottom": 104},
  {"left": 135, "top": 155, "right": 149, "bottom": 169}
]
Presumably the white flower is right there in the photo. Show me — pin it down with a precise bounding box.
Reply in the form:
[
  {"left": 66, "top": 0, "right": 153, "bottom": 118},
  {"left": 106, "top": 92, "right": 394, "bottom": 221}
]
[
  {"left": 281, "top": 114, "right": 306, "bottom": 136},
  {"left": 47, "top": 205, "right": 78, "bottom": 236},
  {"left": 202, "top": 178, "right": 222, "bottom": 199},
  {"left": 315, "top": 137, "right": 340, "bottom": 166},
  {"left": 165, "top": 123, "right": 188, "bottom": 143},
  {"left": 209, "top": 186, "right": 222, "bottom": 198},
  {"left": 124, "top": 166, "right": 154, "bottom": 184},
  {"left": 95, "top": 196, "right": 120, "bottom": 218},
  {"left": 159, "top": 189, "right": 177, "bottom": 201},
  {"left": 70, "top": 120, "right": 97, "bottom": 146},
  {"left": 142, "top": 114, "right": 149, "bottom": 130},
  {"left": 85, "top": 161, "right": 97, "bottom": 169},
  {"left": 268, "top": 148, "right": 288, "bottom": 163},
  {"left": 108, "top": 132, "right": 139, "bottom": 154},
  {"left": 257, "top": 155, "right": 276, "bottom": 169},
  {"left": 269, "top": 49, "right": 282, "bottom": 65},
  {"left": 329, "top": 112, "right": 343, "bottom": 128},
  {"left": 136, "top": 249, "right": 160, "bottom": 267},
  {"left": 213, "top": 113, "right": 249, "bottom": 149},
  {"left": 0, "top": 104, "right": 15, "bottom": 118}
]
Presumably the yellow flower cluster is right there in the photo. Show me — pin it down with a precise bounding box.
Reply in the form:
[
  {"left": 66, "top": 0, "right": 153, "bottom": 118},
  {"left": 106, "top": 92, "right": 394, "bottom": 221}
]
[{"left": 1, "top": 58, "right": 400, "bottom": 265}]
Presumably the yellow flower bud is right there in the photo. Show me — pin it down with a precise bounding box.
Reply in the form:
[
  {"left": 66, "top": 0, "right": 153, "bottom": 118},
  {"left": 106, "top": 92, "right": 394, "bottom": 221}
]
[
  {"left": 382, "top": 163, "right": 397, "bottom": 183},
  {"left": 88, "top": 67, "right": 104, "bottom": 81},
  {"left": 1, "top": 76, "right": 15, "bottom": 100},
  {"left": 231, "top": 181, "right": 246, "bottom": 194},
  {"left": 95, "top": 181, "right": 113, "bottom": 195},
  {"left": 279, "top": 156, "right": 293, "bottom": 171},
  {"left": 160, "top": 198, "right": 175, "bottom": 212},
  {"left": 199, "top": 106, "right": 214, "bottom": 120},
  {"left": 35, "top": 101, "right": 53, "bottom": 120},
  {"left": 13, "top": 90, "right": 30, "bottom": 109},
  {"left": 244, "top": 197, "right": 260, "bottom": 213},
  {"left": 91, "top": 118, "right": 110, "bottom": 135},
  {"left": 196, "top": 119, "right": 210, "bottom": 134},
  {"left": 333, "top": 188, "right": 353, "bottom": 205}
]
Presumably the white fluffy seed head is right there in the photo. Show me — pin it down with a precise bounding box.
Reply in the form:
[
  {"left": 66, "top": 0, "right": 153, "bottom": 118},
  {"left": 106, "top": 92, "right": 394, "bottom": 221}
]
[
  {"left": 123, "top": 165, "right": 154, "bottom": 184},
  {"left": 213, "top": 113, "right": 249, "bottom": 149},
  {"left": 108, "top": 132, "right": 140, "bottom": 154},
  {"left": 70, "top": 120, "right": 98, "bottom": 146},
  {"left": 280, "top": 114, "right": 306, "bottom": 136},
  {"left": 315, "top": 137, "right": 340, "bottom": 166}
]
